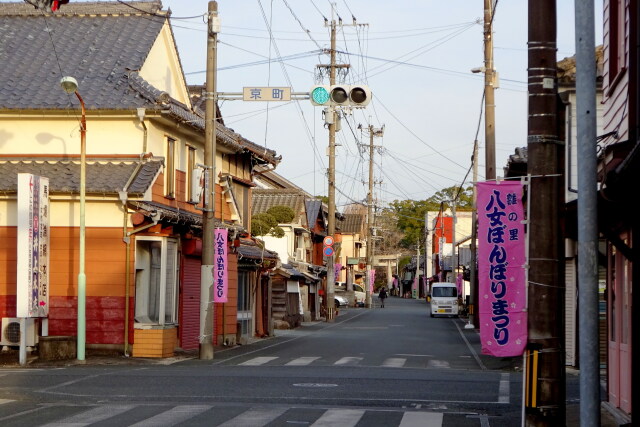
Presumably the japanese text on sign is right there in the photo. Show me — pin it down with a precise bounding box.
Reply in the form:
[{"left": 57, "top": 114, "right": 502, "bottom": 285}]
[
  {"left": 477, "top": 181, "right": 527, "bottom": 357},
  {"left": 242, "top": 87, "right": 291, "bottom": 102},
  {"left": 213, "top": 228, "right": 228, "bottom": 303}
]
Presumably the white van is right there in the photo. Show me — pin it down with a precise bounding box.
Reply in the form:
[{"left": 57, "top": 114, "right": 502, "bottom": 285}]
[{"left": 429, "top": 282, "right": 459, "bottom": 317}]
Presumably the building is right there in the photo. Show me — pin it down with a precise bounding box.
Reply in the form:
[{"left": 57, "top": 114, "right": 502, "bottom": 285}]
[{"left": 0, "top": 1, "right": 279, "bottom": 357}]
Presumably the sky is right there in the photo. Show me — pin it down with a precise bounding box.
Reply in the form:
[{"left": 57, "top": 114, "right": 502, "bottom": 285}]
[{"left": 9, "top": 0, "right": 604, "bottom": 210}]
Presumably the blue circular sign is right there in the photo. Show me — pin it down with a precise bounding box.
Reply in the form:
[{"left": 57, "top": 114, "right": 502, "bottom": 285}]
[{"left": 323, "top": 246, "right": 334, "bottom": 257}]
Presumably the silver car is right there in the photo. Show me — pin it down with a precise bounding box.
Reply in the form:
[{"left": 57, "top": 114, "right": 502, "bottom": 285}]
[{"left": 334, "top": 295, "right": 349, "bottom": 308}]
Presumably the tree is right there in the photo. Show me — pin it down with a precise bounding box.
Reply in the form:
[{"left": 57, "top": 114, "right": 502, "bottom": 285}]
[
  {"left": 251, "top": 212, "right": 284, "bottom": 238},
  {"left": 266, "top": 205, "right": 295, "bottom": 223},
  {"left": 427, "top": 185, "right": 473, "bottom": 210}
]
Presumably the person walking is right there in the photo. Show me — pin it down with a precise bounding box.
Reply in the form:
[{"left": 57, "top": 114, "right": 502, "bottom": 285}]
[{"left": 378, "top": 287, "right": 388, "bottom": 308}]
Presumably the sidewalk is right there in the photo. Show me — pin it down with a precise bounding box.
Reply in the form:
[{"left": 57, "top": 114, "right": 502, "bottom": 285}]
[{"left": 456, "top": 315, "right": 622, "bottom": 426}]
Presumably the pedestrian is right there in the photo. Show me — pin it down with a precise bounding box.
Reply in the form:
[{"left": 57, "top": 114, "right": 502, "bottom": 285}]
[{"left": 378, "top": 287, "right": 388, "bottom": 308}]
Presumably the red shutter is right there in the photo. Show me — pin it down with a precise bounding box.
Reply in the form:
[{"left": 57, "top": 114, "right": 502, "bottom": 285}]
[{"left": 179, "top": 256, "right": 201, "bottom": 351}]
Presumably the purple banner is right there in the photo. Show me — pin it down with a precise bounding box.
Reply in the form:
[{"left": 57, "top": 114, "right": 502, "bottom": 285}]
[
  {"left": 368, "top": 269, "right": 375, "bottom": 293},
  {"left": 213, "top": 228, "right": 228, "bottom": 303},
  {"left": 477, "top": 181, "right": 527, "bottom": 357}
]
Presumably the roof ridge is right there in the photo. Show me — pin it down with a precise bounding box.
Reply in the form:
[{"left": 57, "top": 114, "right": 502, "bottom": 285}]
[{"left": 0, "top": 1, "right": 165, "bottom": 16}]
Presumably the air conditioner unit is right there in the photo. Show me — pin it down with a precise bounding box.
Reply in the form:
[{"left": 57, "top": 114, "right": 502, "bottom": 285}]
[
  {"left": 0, "top": 318, "right": 38, "bottom": 347},
  {"left": 295, "top": 247, "right": 306, "bottom": 262}
]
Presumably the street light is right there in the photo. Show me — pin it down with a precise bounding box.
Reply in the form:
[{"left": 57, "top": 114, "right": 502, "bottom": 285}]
[{"left": 60, "top": 76, "right": 86, "bottom": 362}]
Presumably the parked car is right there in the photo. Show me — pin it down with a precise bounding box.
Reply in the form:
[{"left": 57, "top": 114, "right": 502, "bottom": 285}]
[
  {"left": 352, "top": 284, "right": 366, "bottom": 307},
  {"left": 334, "top": 295, "right": 349, "bottom": 308}
]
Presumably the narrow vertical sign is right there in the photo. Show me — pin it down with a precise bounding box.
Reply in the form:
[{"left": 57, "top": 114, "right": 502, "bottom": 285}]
[
  {"left": 477, "top": 181, "right": 527, "bottom": 357},
  {"left": 17, "top": 174, "right": 50, "bottom": 318},
  {"left": 213, "top": 228, "right": 228, "bottom": 303}
]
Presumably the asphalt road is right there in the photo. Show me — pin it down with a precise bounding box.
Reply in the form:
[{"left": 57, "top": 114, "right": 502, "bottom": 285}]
[{"left": 0, "top": 297, "right": 527, "bottom": 426}]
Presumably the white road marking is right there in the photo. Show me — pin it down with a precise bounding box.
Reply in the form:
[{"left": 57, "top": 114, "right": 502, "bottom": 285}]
[
  {"left": 310, "top": 409, "right": 364, "bottom": 426},
  {"left": 129, "top": 405, "right": 210, "bottom": 427},
  {"left": 286, "top": 356, "right": 320, "bottom": 366},
  {"left": 238, "top": 356, "right": 278, "bottom": 366},
  {"left": 382, "top": 357, "right": 407, "bottom": 368},
  {"left": 334, "top": 357, "right": 362, "bottom": 366},
  {"left": 40, "top": 404, "right": 135, "bottom": 426},
  {"left": 427, "top": 360, "right": 450, "bottom": 368},
  {"left": 217, "top": 407, "right": 288, "bottom": 426},
  {"left": 0, "top": 399, "right": 14, "bottom": 405},
  {"left": 498, "top": 372, "right": 510, "bottom": 403},
  {"left": 399, "top": 411, "right": 444, "bottom": 427}
]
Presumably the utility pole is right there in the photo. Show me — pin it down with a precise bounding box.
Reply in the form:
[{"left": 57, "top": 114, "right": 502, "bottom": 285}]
[
  {"left": 484, "top": 0, "right": 496, "bottom": 180},
  {"left": 365, "top": 124, "right": 383, "bottom": 307},
  {"left": 200, "top": 1, "right": 218, "bottom": 360},
  {"left": 467, "top": 140, "right": 479, "bottom": 328},
  {"left": 575, "top": 1, "right": 600, "bottom": 424},
  {"left": 318, "top": 6, "right": 360, "bottom": 320},
  {"left": 325, "top": 17, "right": 338, "bottom": 322},
  {"left": 526, "top": 1, "right": 565, "bottom": 424}
]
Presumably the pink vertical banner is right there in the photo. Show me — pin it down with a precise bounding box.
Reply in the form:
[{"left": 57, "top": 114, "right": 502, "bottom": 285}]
[
  {"left": 368, "top": 269, "right": 375, "bottom": 293},
  {"left": 214, "top": 228, "right": 228, "bottom": 303},
  {"left": 477, "top": 181, "right": 527, "bottom": 357},
  {"left": 456, "top": 273, "right": 463, "bottom": 296}
]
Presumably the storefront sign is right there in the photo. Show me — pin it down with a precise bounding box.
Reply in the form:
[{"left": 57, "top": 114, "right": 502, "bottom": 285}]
[
  {"left": 477, "top": 181, "right": 527, "bottom": 357},
  {"left": 213, "top": 228, "right": 228, "bottom": 303},
  {"left": 17, "top": 174, "right": 50, "bottom": 318}
]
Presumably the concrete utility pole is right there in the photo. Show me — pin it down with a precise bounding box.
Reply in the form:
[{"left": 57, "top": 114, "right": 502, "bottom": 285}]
[
  {"left": 526, "top": 1, "right": 565, "bottom": 424},
  {"left": 200, "top": 0, "right": 218, "bottom": 360},
  {"left": 450, "top": 199, "right": 456, "bottom": 284},
  {"left": 574, "top": 1, "right": 600, "bottom": 425},
  {"left": 365, "top": 124, "right": 383, "bottom": 307}
]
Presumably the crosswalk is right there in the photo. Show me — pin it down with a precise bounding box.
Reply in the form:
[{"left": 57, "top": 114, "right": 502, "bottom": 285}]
[
  {"left": 229, "top": 355, "right": 453, "bottom": 369},
  {"left": 0, "top": 401, "right": 488, "bottom": 427}
]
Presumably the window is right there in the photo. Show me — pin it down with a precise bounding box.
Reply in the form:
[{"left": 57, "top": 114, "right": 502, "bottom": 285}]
[
  {"left": 432, "top": 287, "right": 457, "bottom": 298},
  {"left": 135, "top": 236, "right": 179, "bottom": 325},
  {"left": 165, "top": 137, "right": 176, "bottom": 198},
  {"left": 187, "top": 145, "right": 197, "bottom": 202},
  {"left": 237, "top": 271, "right": 252, "bottom": 337},
  {"left": 232, "top": 183, "right": 251, "bottom": 228},
  {"left": 608, "top": 0, "right": 625, "bottom": 85}
]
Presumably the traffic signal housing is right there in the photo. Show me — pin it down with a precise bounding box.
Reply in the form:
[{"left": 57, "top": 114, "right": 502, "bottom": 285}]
[{"left": 309, "top": 84, "right": 371, "bottom": 108}]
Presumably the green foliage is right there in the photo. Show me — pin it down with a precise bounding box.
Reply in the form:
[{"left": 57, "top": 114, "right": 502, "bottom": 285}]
[
  {"left": 251, "top": 218, "right": 272, "bottom": 237},
  {"left": 315, "top": 195, "right": 329, "bottom": 204},
  {"left": 252, "top": 212, "right": 277, "bottom": 228},
  {"left": 266, "top": 205, "right": 295, "bottom": 223}
]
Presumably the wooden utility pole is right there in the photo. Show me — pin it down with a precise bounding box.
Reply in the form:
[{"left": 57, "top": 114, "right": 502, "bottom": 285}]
[
  {"left": 484, "top": 0, "right": 496, "bottom": 180},
  {"left": 325, "top": 18, "right": 338, "bottom": 322},
  {"left": 365, "top": 125, "right": 383, "bottom": 306},
  {"left": 200, "top": 1, "right": 218, "bottom": 360},
  {"left": 526, "top": 1, "right": 565, "bottom": 424}
]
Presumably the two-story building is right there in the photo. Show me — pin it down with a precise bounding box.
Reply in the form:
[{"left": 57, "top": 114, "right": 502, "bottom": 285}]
[{"left": 0, "top": 1, "right": 279, "bottom": 357}]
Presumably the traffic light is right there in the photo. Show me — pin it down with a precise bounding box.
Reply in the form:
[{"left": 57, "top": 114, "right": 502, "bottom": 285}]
[{"left": 309, "top": 84, "right": 371, "bottom": 108}]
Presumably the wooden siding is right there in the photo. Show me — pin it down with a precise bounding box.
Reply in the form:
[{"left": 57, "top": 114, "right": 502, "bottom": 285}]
[
  {"left": 179, "top": 255, "right": 201, "bottom": 351},
  {"left": 603, "top": 0, "right": 630, "bottom": 139}
]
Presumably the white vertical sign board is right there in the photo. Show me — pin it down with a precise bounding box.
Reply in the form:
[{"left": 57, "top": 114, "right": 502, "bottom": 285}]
[{"left": 17, "top": 174, "right": 50, "bottom": 318}]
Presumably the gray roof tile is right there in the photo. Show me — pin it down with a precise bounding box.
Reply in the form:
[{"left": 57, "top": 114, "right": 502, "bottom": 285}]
[
  {"left": 0, "top": 2, "right": 165, "bottom": 111},
  {"left": 0, "top": 157, "right": 162, "bottom": 195}
]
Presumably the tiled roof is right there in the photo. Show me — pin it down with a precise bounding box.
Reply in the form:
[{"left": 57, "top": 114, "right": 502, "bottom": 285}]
[
  {"left": 338, "top": 213, "right": 365, "bottom": 234},
  {"left": 131, "top": 200, "right": 206, "bottom": 228},
  {"left": 0, "top": 157, "right": 162, "bottom": 195},
  {"left": 237, "top": 243, "right": 279, "bottom": 261},
  {"left": 0, "top": 2, "right": 166, "bottom": 111},
  {"left": 0, "top": 1, "right": 280, "bottom": 166},
  {"left": 305, "top": 199, "right": 323, "bottom": 229},
  {"left": 251, "top": 189, "right": 307, "bottom": 219}
]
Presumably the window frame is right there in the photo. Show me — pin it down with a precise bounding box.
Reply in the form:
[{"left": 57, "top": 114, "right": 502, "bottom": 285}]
[
  {"left": 165, "top": 137, "right": 176, "bottom": 199},
  {"left": 186, "top": 144, "right": 197, "bottom": 203},
  {"left": 134, "top": 236, "right": 179, "bottom": 326}
]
